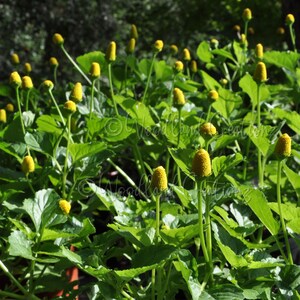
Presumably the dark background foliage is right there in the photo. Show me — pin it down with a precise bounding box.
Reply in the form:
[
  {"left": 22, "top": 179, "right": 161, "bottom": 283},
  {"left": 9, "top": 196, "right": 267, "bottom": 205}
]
[{"left": 0, "top": 0, "right": 296, "bottom": 82}]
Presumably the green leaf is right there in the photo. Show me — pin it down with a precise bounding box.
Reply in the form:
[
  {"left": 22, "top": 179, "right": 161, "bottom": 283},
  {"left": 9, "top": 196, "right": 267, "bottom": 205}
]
[
  {"left": 69, "top": 141, "right": 109, "bottom": 163},
  {"left": 114, "top": 96, "right": 156, "bottom": 128},
  {"left": 61, "top": 246, "right": 83, "bottom": 264},
  {"left": 232, "top": 40, "right": 245, "bottom": 65},
  {"left": 0, "top": 82, "right": 13, "bottom": 97},
  {"left": 138, "top": 58, "right": 152, "bottom": 77},
  {"left": 197, "top": 41, "right": 213, "bottom": 63},
  {"left": 208, "top": 284, "right": 245, "bottom": 300},
  {"left": 200, "top": 70, "right": 221, "bottom": 91},
  {"left": 268, "top": 202, "right": 300, "bottom": 221},
  {"left": 24, "top": 131, "right": 55, "bottom": 155},
  {"left": 212, "top": 48, "right": 238, "bottom": 64},
  {"left": 239, "top": 186, "right": 279, "bottom": 235},
  {"left": 211, "top": 134, "right": 237, "bottom": 152},
  {"left": 154, "top": 60, "right": 173, "bottom": 81},
  {"left": 8, "top": 230, "right": 34, "bottom": 259},
  {"left": 76, "top": 51, "right": 106, "bottom": 74},
  {"left": 264, "top": 50, "right": 300, "bottom": 72},
  {"left": 212, "top": 153, "right": 243, "bottom": 177},
  {"left": 169, "top": 184, "right": 192, "bottom": 208},
  {"left": 36, "top": 115, "right": 63, "bottom": 134},
  {"left": 273, "top": 107, "right": 300, "bottom": 134},
  {"left": 41, "top": 228, "right": 75, "bottom": 241},
  {"left": 283, "top": 163, "right": 300, "bottom": 199}
]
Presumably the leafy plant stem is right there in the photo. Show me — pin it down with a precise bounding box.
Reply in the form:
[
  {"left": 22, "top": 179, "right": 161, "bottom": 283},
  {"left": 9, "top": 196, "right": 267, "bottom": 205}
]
[
  {"left": 53, "top": 65, "right": 58, "bottom": 86},
  {"left": 0, "top": 259, "right": 40, "bottom": 300},
  {"left": 206, "top": 104, "right": 212, "bottom": 122},
  {"left": 277, "top": 160, "right": 293, "bottom": 264},
  {"left": 89, "top": 79, "right": 96, "bottom": 120},
  {"left": 121, "top": 289, "right": 134, "bottom": 299},
  {"left": 177, "top": 108, "right": 182, "bottom": 147},
  {"left": 108, "top": 62, "right": 119, "bottom": 116},
  {"left": 142, "top": 53, "right": 157, "bottom": 104},
  {"left": 151, "top": 268, "right": 156, "bottom": 300},
  {"left": 288, "top": 24, "right": 297, "bottom": 53},
  {"left": 257, "top": 83, "right": 264, "bottom": 187},
  {"left": 48, "top": 89, "right": 66, "bottom": 127},
  {"left": 26, "top": 175, "right": 35, "bottom": 194},
  {"left": 197, "top": 179, "right": 209, "bottom": 264},
  {"left": 244, "top": 20, "right": 249, "bottom": 40},
  {"left": 0, "top": 290, "right": 26, "bottom": 300}
]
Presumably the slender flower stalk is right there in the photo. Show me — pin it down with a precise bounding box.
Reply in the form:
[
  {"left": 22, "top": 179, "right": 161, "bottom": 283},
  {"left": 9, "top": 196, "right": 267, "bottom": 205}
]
[
  {"left": 49, "top": 57, "right": 59, "bottom": 85},
  {"left": 206, "top": 90, "right": 218, "bottom": 122},
  {"left": 242, "top": 8, "right": 252, "bottom": 39},
  {"left": 286, "top": 14, "right": 297, "bottom": 52},
  {"left": 22, "top": 76, "right": 34, "bottom": 111}
]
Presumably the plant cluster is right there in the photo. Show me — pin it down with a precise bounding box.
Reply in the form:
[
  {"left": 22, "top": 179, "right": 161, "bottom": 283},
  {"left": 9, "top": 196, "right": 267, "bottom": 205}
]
[{"left": 0, "top": 7, "right": 300, "bottom": 300}]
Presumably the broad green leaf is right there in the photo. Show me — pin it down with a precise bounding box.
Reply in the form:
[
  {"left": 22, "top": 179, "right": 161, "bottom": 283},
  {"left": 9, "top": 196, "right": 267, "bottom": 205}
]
[
  {"left": 240, "top": 186, "right": 279, "bottom": 235},
  {"left": 239, "top": 73, "right": 270, "bottom": 107},
  {"left": 212, "top": 48, "right": 237, "bottom": 64},
  {"left": 174, "top": 80, "right": 198, "bottom": 93},
  {"left": 268, "top": 202, "right": 300, "bottom": 221},
  {"left": 280, "top": 265, "right": 300, "bottom": 289},
  {"left": 36, "top": 115, "right": 63, "bottom": 134},
  {"left": 0, "top": 82, "right": 13, "bottom": 97},
  {"left": 76, "top": 51, "right": 106, "bottom": 74},
  {"left": 212, "top": 153, "right": 243, "bottom": 177},
  {"left": 264, "top": 50, "right": 300, "bottom": 72},
  {"left": 154, "top": 60, "right": 173, "bottom": 81},
  {"left": 61, "top": 246, "right": 83, "bottom": 264},
  {"left": 169, "top": 184, "right": 192, "bottom": 208},
  {"left": 115, "top": 265, "right": 159, "bottom": 281},
  {"left": 24, "top": 132, "right": 54, "bottom": 155},
  {"left": 232, "top": 40, "right": 245, "bottom": 65},
  {"left": 283, "top": 163, "right": 300, "bottom": 199},
  {"left": 197, "top": 41, "right": 213, "bottom": 63},
  {"left": 210, "top": 134, "right": 237, "bottom": 152},
  {"left": 114, "top": 96, "right": 156, "bottom": 128},
  {"left": 200, "top": 70, "right": 221, "bottom": 91},
  {"left": 41, "top": 228, "right": 75, "bottom": 241},
  {"left": 3, "top": 113, "right": 26, "bottom": 142},
  {"left": 69, "top": 141, "right": 108, "bottom": 162},
  {"left": 273, "top": 107, "right": 300, "bottom": 134},
  {"left": 138, "top": 58, "right": 152, "bottom": 77},
  {"left": 208, "top": 284, "right": 245, "bottom": 300},
  {"left": 0, "top": 142, "right": 23, "bottom": 161},
  {"left": 8, "top": 230, "right": 34, "bottom": 259}
]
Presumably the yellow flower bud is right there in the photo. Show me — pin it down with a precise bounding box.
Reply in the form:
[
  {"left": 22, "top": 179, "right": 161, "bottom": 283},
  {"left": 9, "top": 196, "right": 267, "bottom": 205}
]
[
  {"left": 151, "top": 166, "right": 168, "bottom": 193},
  {"left": 126, "top": 38, "right": 136, "bottom": 54},
  {"left": 24, "top": 62, "right": 32, "bottom": 74},
  {"left": 59, "top": 199, "right": 71, "bottom": 214},
  {"left": 173, "top": 88, "right": 186, "bottom": 107},
  {"left": 130, "top": 24, "right": 138, "bottom": 40},
  {"left": 153, "top": 40, "right": 164, "bottom": 52},
  {"left": 106, "top": 41, "right": 117, "bottom": 62},
  {"left": 90, "top": 62, "right": 101, "bottom": 79},
  {"left": 170, "top": 44, "right": 178, "bottom": 55},
  {"left": 49, "top": 57, "right": 59, "bottom": 67},
  {"left": 275, "top": 133, "right": 291, "bottom": 159},
  {"left": 253, "top": 62, "right": 267, "bottom": 83},
  {"left": 208, "top": 90, "right": 219, "bottom": 101},
  {"left": 200, "top": 122, "right": 217, "bottom": 138},
  {"left": 190, "top": 60, "right": 198, "bottom": 73},
  {"left": 64, "top": 100, "right": 77, "bottom": 113},
  {"left": 240, "top": 34, "right": 248, "bottom": 46},
  {"left": 286, "top": 14, "right": 295, "bottom": 26},
  {"left": 220, "top": 78, "right": 228, "bottom": 86},
  {"left": 174, "top": 60, "right": 184, "bottom": 73},
  {"left": 277, "top": 27, "right": 285, "bottom": 35},
  {"left": 53, "top": 33, "right": 64, "bottom": 46},
  {"left": 255, "top": 43, "right": 263, "bottom": 59},
  {"left": 192, "top": 149, "right": 211, "bottom": 178},
  {"left": 22, "top": 76, "right": 33, "bottom": 90},
  {"left": 233, "top": 25, "right": 241, "bottom": 32},
  {"left": 248, "top": 27, "right": 255, "bottom": 35},
  {"left": 183, "top": 48, "right": 191, "bottom": 61},
  {"left": 11, "top": 53, "right": 20, "bottom": 65},
  {"left": 43, "top": 80, "right": 54, "bottom": 90},
  {"left": 0, "top": 109, "right": 7, "bottom": 123},
  {"left": 70, "top": 82, "right": 83, "bottom": 102},
  {"left": 242, "top": 8, "right": 252, "bottom": 22},
  {"left": 21, "top": 155, "right": 35, "bottom": 175},
  {"left": 5, "top": 103, "right": 14, "bottom": 113},
  {"left": 210, "top": 39, "right": 219, "bottom": 49},
  {"left": 9, "top": 71, "right": 22, "bottom": 87}
]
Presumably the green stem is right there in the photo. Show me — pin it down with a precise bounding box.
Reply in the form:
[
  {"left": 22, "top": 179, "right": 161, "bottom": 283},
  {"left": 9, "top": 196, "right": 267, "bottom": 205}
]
[
  {"left": 121, "top": 289, "right": 134, "bottom": 300},
  {"left": 53, "top": 65, "right": 58, "bottom": 86},
  {"left": 277, "top": 160, "right": 293, "bottom": 264},
  {"left": 62, "top": 115, "right": 72, "bottom": 198},
  {"left": 289, "top": 24, "right": 297, "bottom": 53},
  {"left": 26, "top": 175, "right": 35, "bottom": 194},
  {"left": 197, "top": 180, "right": 209, "bottom": 263},
  {"left": 48, "top": 89, "right": 66, "bottom": 127},
  {"left": 108, "top": 62, "right": 119, "bottom": 116},
  {"left": 257, "top": 83, "right": 264, "bottom": 187},
  {"left": 89, "top": 79, "right": 96, "bottom": 120},
  {"left": 132, "top": 143, "right": 148, "bottom": 186},
  {"left": 155, "top": 193, "right": 161, "bottom": 243},
  {"left": 151, "top": 268, "right": 156, "bottom": 300},
  {"left": 244, "top": 20, "right": 249, "bottom": 40},
  {"left": 177, "top": 108, "right": 182, "bottom": 148},
  {"left": 142, "top": 53, "right": 157, "bottom": 104},
  {"left": 206, "top": 104, "right": 212, "bottom": 122},
  {"left": 0, "top": 290, "right": 27, "bottom": 300},
  {"left": 25, "top": 90, "right": 31, "bottom": 111}
]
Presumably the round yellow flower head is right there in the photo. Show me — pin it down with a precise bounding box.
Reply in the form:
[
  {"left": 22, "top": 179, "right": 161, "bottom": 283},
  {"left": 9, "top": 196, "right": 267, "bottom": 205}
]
[
  {"left": 240, "top": 34, "right": 248, "bottom": 46},
  {"left": 11, "top": 53, "right": 20, "bottom": 65},
  {"left": 183, "top": 48, "right": 191, "bottom": 61},
  {"left": 64, "top": 100, "right": 77, "bottom": 113},
  {"left": 153, "top": 40, "right": 164, "bottom": 52},
  {"left": 22, "top": 76, "right": 33, "bottom": 90},
  {"left": 242, "top": 8, "right": 252, "bottom": 22},
  {"left": 106, "top": 41, "right": 117, "bottom": 62},
  {"left": 192, "top": 149, "right": 211, "bottom": 178},
  {"left": 255, "top": 43, "right": 263, "bottom": 59},
  {"left": 52, "top": 33, "right": 64, "bottom": 46},
  {"left": 0, "top": 109, "right": 7, "bottom": 123},
  {"left": 126, "top": 38, "right": 136, "bottom": 54},
  {"left": 190, "top": 60, "right": 198, "bottom": 73},
  {"left": 24, "top": 62, "right": 32, "bottom": 74},
  {"left": 170, "top": 44, "right": 178, "bottom": 55},
  {"left": 253, "top": 62, "right": 267, "bottom": 83},
  {"left": 248, "top": 27, "right": 255, "bottom": 35},
  {"left": 43, "top": 80, "right": 54, "bottom": 90},
  {"left": 70, "top": 82, "right": 83, "bottom": 102},
  {"left": 208, "top": 90, "right": 219, "bottom": 101},
  {"left": 277, "top": 27, "right": 285, "bottom": 35},
  {"left": 233, "top": 24, "right": 241, "bottom": 32},
  {"left": 174, "top": 60, "right": 184, "bottom": 73},
  {"left": 21, "top": 155, "right": 35, "bottom": 175},
  {"left": 90, "top": 62, "right": 101, "bottom": 79},
  {"left": 49, "top": 57, "right": 59, "bottom": 67},
  {"left": 130, "top": 24, "right": 138, "bottom": 40},
  {"left": 275, "top": 133, "right": 291, "bottom": 159},
  {"left": 200, "top": 122, "right": 217, "bottom": 138},
  {"left": 210, "top": 39, "right": 219, "bottom": 49},
  {"left": 5, "top": 103, "right": 14, "bottom": 113},
  {"left": 220, "top": 78, "right": 228, "bottom": 86},
  {"left": 151, "top": 166, "right": 168, "bottom": 194},
  {"left": 286, "top": 14, "right": 295, "bottom": 26},
  {"left": 173, "top": 88, "right": 186, "bottom": 107},
  {"left": 9, "top": 71, "right": 22, "bottom": 87},
  {"left": 59, "top": 199, "right": 71, "bottom": 215}
]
